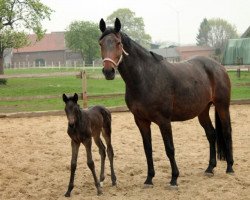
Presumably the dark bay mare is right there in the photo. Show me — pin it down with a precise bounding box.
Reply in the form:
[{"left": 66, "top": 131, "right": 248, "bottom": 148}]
[
  {"left": 62, "top": 93, "right": 116, "bottom": 196},
  {"left": 98, "top": 18, "right": 234, "bottom": 187}
]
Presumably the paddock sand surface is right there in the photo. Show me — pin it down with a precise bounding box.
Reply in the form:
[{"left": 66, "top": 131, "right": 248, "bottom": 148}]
[{"left": 0, "top": 105, "right": 249, "bottom": 200}]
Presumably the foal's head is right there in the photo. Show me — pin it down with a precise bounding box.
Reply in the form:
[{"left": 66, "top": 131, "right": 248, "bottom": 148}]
[
  {"left": 99, "top": 18, "right": 128, "bottom": 80},
  {"left": 62, "top": 93, "right": 80, "bottom": 127}
]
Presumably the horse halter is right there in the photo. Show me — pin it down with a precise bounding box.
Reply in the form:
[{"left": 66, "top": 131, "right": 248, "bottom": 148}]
[{"left": 102, "top": 45, "right": 129, "bottom": 69}]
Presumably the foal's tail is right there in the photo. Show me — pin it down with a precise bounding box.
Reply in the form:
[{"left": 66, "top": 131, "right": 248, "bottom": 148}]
[
  {"left": 100, "top": 107, "right": 112, "bottom": 134},
  {"left": 215, "top": 110, "right": 227, "bottom": 161}
]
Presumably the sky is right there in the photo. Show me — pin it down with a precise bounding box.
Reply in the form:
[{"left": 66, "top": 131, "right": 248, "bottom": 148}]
[{"left": 40, "top": 0, "right": 250, "bottom": 45}]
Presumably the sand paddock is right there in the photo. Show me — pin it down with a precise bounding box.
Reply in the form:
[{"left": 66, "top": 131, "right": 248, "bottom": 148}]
[{"left": 0, "top": 105, "right": 249, "bottom": 200}]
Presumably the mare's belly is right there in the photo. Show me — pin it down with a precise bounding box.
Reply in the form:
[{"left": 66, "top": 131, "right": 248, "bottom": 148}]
[{"left": 171, "top": 94, "right": 211, "bottom": 121}]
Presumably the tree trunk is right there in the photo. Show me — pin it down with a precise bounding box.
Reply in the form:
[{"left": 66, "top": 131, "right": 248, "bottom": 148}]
[{"left": 0, "top": 55, "right": 4, "bottom": 75}]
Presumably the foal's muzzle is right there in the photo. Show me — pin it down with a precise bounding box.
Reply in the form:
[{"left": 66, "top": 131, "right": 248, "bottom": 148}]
[{"left": 102, "top": 67, "right": 115, "bottom": 80}]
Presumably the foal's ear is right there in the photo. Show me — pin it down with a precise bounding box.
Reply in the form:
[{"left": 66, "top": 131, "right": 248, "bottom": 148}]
[
  {"left": 62, "top": 93, "right": 68, "bottom": 103},
  {"left": 73, "top": 93, "right": 78, "bottom": 102},
  {"left": 99, "top": 18, "right": 106, "bottom": 33},
  {"left": 114, "top": 18, "right": 121, "bottom": 33}
]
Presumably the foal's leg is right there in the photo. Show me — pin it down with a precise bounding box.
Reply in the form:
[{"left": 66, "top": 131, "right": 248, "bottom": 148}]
[
  {"left": 65, "top": 140, "right": 80, "bottom": 197},
  {"left": 198, "top": 105, "right": 217, "bottom": 175},
  {"left": 102, "top": 128, "right": 117, "bottom": 186},
  {"left": 159, "top": 121, "right": 179, "bottom": 187},
  {"left": 93, "top": 135, "right": 106, "bottom": 186},
  {"left": 134, "top": 117, "right": 154, "bottom": 186},
  {"left": 84, "top": 138, "right": 102, "bottom": 195}
]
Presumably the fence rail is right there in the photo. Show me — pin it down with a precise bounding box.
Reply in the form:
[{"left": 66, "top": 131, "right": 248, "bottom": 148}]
[
  {"left": 0, "top": 72, "right": 79, "bottom": 79},
  {"left": 0, "top": 93, "right": 125, "bottom": 101}
]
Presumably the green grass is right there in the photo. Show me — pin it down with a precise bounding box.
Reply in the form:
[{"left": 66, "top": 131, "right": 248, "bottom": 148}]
[
  {"left": 227, "top": 71, "right": 250, "bottom": 100},
  {"left": 0, "top": 68, "right": 249, "bottom": 113}
]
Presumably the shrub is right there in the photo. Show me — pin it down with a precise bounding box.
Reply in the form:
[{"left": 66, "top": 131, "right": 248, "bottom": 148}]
[{"left": 0, "top": 78, "right": 7, "bottom": 85}]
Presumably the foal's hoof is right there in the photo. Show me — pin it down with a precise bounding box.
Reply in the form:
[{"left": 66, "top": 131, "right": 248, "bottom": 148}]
[
  {"left": 112, "top": 182, "right": 117, "bottom": 187},
  {"left": 143, "top": 184, "right": 154, "bottom": 189},
  {"left": 64, "top": 192, "right": 70, "bottom": 197},
  {"left": 97, "top": 189, "right": 103, "bottom": 196}
]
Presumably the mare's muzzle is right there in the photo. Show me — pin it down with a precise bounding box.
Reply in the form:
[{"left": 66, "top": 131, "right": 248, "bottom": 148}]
[{"left": 102, "top": 67, "right": 115, "bottom": 80}]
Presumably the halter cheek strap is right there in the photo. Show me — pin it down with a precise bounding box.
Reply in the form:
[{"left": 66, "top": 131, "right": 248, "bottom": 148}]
[{"left": 102, "top": 47, "right": 129, "bottom": 69}]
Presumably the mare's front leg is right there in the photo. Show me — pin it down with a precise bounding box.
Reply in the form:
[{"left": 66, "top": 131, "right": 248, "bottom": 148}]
[
  {"left": 134, "top": 116, "right": 154, "bottom": 187},
  {"left": 85, "top": 138, "right": 102, "bottom": 195},
  {"left": 159, "top": 121, "right": 179, "bottom": 187},
  {"left": 65, "top": 140, "right": 80, "bottom": 197}
]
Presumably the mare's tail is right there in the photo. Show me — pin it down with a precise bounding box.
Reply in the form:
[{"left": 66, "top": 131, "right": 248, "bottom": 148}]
[{"left": 215, "top": 109, "right": 227, "bottom": 160}]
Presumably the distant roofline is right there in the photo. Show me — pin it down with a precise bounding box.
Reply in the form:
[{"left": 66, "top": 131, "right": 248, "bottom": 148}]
[{"left": 13, "top": 32, "right": 66, "bottom": 53}]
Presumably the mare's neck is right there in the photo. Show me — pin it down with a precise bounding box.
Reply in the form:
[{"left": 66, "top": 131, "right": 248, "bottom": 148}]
[{"left": 118, "top": 34, "right": 161, "bottom": 91}]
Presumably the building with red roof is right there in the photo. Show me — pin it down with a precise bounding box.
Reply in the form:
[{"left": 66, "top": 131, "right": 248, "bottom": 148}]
[{"left": 12, "top": 32, "right": 83, "bottom": 67}]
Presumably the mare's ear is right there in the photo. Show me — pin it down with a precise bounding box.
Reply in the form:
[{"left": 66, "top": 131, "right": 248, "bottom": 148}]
[
  {"left": 99, "top": 18, "right": 106, "bottom": 32},
  {"left": 62, "top": 93, "right": 68, "bottom": 103},
  {"left": 73, "top": 93, "right": 78, "bottom": 103},
  {"left": 114, "top": 18, "right": 121, "bottom": 33}
]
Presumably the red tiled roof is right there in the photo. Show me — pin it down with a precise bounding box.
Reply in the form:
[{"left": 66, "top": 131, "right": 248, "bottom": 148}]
[{"left": 13, "top": 32, "right": 66, "bottom": 53}]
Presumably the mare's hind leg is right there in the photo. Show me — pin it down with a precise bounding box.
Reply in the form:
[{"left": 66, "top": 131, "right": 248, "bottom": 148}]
[
  {"left": 93, "top": 135, "right": 106, "bottom": 186},
  {"left": 102, "top": 128, "right": 117, "bottom": 186},
  {"left": 65, "top": 140, "right": 80, "bottom": 197},
  {"left": 84, "top": 138, "right": 102, "bottom": 195},
  {"left": 198, "top": 104, "right": 217, "bottom": 175}
]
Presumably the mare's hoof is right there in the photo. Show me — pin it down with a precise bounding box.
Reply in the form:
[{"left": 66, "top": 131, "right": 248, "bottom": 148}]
[
  {"left": 204, "top": 171, "right": 214, "bottom": 177},
  {"left": 166, "top": 184, "right": 178, "bottom": 190},
  {"left": 143, "top": 184, "right": 154, "bottom": 189},
  {"left": 226, "top": 168, "right": 234, "bottom": 174},
  {"left": 226, "top": 171, "right": 235, "bottom": 175}
]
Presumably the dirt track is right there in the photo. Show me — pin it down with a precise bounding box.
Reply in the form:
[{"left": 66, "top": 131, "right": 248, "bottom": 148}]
[{"left": 0, "top": 105, "right": 249, "bottom": 200}]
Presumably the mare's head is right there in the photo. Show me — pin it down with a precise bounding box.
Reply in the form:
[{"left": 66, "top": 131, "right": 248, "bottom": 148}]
[
  {"left": 99, "top": 18, "right": 128, "bottom": 80},
  {"left": 62, "top": 93, "right": 80, "bottom": 127}
]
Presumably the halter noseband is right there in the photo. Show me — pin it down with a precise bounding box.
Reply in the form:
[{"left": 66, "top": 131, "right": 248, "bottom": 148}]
[{"left": 102, "top": 46, "right": 129, "bottom": 69}]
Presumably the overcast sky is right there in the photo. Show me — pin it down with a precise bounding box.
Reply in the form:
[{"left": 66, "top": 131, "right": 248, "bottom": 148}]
[{"left": 40, "top": 0, "right": 250, "bottom": 45}]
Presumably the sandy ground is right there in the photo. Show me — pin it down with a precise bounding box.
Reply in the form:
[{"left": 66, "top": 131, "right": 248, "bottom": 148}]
[{"left": 0, "top": 104, "right": 249, "bottom": 200}]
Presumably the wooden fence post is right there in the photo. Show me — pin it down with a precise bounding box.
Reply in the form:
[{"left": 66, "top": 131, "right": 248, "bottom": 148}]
[
  {"left": 237, "top": 67, "right": 241, "bottom": 78},
  {"left": 81, "top": 70, "right": 88, "bottom": 108}
]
